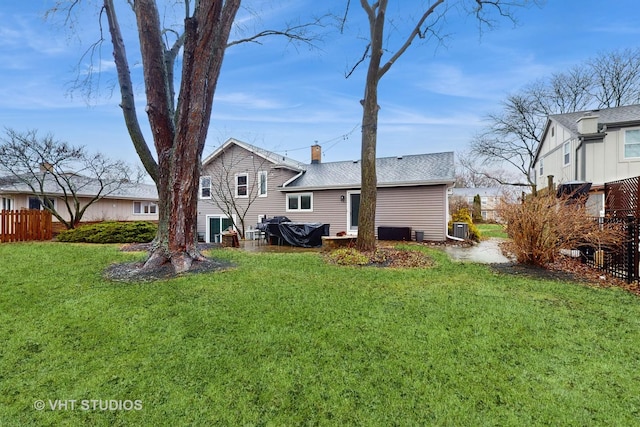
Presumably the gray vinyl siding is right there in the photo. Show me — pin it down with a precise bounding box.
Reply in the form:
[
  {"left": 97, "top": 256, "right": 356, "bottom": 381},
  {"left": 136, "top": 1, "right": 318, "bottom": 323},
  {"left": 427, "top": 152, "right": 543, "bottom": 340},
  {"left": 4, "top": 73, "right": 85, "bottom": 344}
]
[
  {"left": 282, "top": 185, "right": 447, "bottom": 240},
  {"left": 281, "top": 189, "right": 351, "bottom": 233},
  {"left": 198, "top": 143, "right": 450, "bottom": 241},
  {"left": 376, "top": 185, "right": 447, "bottom": 241},
  {"left": 197, "top": 144, "right": 300, "bottom": 237}
]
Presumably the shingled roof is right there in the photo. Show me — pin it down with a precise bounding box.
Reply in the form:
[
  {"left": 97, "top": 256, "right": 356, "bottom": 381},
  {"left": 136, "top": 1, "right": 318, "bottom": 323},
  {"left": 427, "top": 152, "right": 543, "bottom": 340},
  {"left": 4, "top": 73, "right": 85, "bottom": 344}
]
[
  {"left": 282, "top": 152, "right": 455, "bottom": 190},
  {"left": 0, "top": 174, "right": 158, "bottom": 200},
  {"left": 550, "top": 104, "right": 640, "bottom": 136}
]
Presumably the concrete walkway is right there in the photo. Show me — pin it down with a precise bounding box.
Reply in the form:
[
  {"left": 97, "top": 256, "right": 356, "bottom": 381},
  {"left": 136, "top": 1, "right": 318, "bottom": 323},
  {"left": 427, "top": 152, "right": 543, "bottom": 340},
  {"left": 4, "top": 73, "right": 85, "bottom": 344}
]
[{"left": 444, "top": 238, "right": 512, "bottom": 264}]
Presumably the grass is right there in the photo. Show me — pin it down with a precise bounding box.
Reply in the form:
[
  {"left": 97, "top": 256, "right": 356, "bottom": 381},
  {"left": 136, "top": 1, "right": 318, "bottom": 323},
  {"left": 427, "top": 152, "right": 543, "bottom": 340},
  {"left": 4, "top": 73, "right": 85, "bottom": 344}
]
[
  {"left": 477, "top": 223, "right": 509, "bottom": 239},
  {"left": 1, "top": 243, "right": 640, "bottom": 425}
]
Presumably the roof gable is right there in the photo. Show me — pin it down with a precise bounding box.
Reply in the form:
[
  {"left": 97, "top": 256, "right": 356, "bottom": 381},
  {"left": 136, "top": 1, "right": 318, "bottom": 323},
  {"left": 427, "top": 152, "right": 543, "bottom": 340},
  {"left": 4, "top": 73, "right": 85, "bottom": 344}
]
[{"left": 202, "top": 138, "right": 305, "bottom": 172}]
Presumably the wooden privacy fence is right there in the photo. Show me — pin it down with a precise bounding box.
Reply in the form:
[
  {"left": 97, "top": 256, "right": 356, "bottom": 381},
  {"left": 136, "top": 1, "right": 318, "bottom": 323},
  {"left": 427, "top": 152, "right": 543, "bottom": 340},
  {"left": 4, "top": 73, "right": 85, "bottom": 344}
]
[{"left": 0, "top": 210, "right": 52, "bottom": 243}]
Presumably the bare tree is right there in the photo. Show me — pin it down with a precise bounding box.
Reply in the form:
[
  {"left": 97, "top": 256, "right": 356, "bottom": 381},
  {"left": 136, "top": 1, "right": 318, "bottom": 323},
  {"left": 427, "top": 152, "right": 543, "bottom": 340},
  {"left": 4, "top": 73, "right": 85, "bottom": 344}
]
[
  {"left": 589, "top": 48, "right": 640, "bottom": 108},
  {"left": 0, "top": 129, "right": 138, "bottom": 229},
  {"left": 455, "top": 150, "right": 518, "bottom": 188},
  {"left": 526, "top": 67, "right": 595, "bottom": 116},
  {"left": 49, "top": 0, "right": 325, "bottom": 273},
  {"left": 205, "top": 148, "right": 271, "bottom": 239},
  {"left": 471, "top": 48, "right": 640, "bottom": 187},
  {"left": 344, "top": 0, "right": 533, "bottom": 251},
  {"left": 469, "top": 91, "right": 543, "bottom": 187}
]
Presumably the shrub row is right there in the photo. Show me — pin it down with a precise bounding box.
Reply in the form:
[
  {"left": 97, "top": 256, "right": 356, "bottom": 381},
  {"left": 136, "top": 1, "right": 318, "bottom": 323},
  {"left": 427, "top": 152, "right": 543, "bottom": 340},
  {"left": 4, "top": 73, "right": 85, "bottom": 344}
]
[{"left": 56, "top": 221, "right": 157, "bottom": 243}]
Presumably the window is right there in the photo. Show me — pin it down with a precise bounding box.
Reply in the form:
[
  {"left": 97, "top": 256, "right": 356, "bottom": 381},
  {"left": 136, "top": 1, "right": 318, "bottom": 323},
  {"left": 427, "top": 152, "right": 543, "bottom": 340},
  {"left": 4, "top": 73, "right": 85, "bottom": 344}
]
[
  {"left": 286, "top": 193, "right": 313, "bottom": 212},
  {"left": 467, "top": 196, "right": 474, "bottom": 204},
  {"left": 563, "top": 142, "right": 571, "bottom": 166},
  {"left": 258, "top": 171, "right": 268, "bottom": 197},
  {"left": 236, "top": 173, "right": 248, "bottom": 197},
  {"left": 539, "top": 157, "right": 544, "bottom": 176},
  {"left": 624, "top": 129, "right": 640, "bottom": 158},
  {"left": 28, "top": 196, "right": 54, "bottom": 210},
  {"left": 481, "top": 197, "right": 488, "bottom": 206},
  {"left": 200, "top": 176, "right": 211, "bottom": 198},
  {"left": 1, "top": 197, "right": 13, "bottom": 211},
  {"left": 133, "top": 201, "right": 157, "bottom": 215}
]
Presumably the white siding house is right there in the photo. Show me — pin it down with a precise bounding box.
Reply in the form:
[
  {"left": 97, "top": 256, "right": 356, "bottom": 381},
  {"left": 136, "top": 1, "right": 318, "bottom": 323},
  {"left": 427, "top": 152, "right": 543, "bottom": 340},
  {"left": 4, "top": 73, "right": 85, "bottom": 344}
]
[{"left": 533, "top": 104, "right": 640, "bottom": 215}]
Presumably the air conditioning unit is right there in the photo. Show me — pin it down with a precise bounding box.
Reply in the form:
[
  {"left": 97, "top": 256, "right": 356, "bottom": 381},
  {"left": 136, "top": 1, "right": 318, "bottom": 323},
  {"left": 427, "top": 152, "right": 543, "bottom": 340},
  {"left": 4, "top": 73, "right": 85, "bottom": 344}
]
[{"left": 453, "top": 222, "right": 469, "bottom": 239}]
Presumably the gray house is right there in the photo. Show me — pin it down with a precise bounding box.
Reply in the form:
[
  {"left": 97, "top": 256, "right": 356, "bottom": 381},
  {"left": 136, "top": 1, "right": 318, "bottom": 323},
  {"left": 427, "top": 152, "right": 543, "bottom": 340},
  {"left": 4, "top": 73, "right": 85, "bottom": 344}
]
[{"left": 197, "top": 138, "right": 455, "bottom": 243}]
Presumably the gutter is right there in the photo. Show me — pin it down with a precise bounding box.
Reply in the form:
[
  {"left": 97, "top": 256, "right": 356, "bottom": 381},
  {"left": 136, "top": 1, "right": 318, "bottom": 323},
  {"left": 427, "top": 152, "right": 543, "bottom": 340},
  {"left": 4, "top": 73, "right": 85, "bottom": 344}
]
[{"left": 278, "top": 180, "right": 456, "bottom": 192}]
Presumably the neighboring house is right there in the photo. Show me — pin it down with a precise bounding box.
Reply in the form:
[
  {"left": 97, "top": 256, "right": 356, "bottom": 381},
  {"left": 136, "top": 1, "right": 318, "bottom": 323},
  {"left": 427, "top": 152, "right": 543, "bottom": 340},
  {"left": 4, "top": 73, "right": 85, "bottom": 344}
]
[
  {"left": 0, "top": 174, "right": 159, "bottom": 224},
  {"left": 450, "top": 187, "right": 503, "bottom": 222},
  {"left": 533, "top": 104, "right": 640, "bottom": 216},
  {"left": 197, "top": 138, "right": 456, "bottom": 243}
]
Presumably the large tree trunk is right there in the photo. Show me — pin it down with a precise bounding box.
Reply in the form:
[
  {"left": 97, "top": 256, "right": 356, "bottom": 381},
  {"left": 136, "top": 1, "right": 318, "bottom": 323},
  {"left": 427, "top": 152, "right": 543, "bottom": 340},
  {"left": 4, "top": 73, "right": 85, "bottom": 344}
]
[
  {"left": 106, "top": 0, "right": 240, "bottom": 273},
  {"left": 356, "top": 2, "right": 386, "bottom": 252}
]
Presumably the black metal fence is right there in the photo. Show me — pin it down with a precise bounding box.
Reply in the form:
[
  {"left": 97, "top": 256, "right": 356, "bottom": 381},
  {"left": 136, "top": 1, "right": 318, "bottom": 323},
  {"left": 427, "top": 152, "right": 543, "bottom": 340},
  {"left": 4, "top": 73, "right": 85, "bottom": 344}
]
[{"left": 582, "top": 216, "right": 638, "bottom": 283}]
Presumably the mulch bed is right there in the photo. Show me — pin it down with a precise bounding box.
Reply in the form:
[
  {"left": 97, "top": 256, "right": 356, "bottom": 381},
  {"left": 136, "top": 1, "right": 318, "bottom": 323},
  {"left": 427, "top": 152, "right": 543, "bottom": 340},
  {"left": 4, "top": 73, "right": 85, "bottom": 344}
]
[
  {"left": 105, "top": 242, "right": 232, "bottom": 282},
  {"left": 490, "top": 256, "right": 640, "bottom": 296}
]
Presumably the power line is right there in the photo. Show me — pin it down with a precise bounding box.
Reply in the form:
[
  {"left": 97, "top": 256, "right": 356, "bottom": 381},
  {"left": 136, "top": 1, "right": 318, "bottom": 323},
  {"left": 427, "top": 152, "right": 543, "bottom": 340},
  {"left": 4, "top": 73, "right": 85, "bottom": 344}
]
[{"left": 273, "top": 123, "right": 360, "bottom": 157}]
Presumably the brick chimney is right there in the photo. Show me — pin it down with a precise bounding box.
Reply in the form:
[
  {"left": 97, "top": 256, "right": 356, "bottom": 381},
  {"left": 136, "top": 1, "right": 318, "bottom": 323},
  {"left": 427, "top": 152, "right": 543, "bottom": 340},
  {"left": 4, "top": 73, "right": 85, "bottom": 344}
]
[{"left": 311, "top": 144, "right": 321, "bottom": 164}]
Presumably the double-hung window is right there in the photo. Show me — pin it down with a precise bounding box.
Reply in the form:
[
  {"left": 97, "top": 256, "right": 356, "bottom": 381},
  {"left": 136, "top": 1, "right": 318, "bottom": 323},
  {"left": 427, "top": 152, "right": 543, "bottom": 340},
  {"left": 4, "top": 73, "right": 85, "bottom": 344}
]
[
  {"left": 286, "top": 193, "right": 312, "bottom": 212},
  {"left": 200, "top": 176, "right": 211, "bottom": 198},
  {"left": 563, "top": 142, "right": 571, "bottom": 166},
  {"left": 1, "top": 197, "right": 13, "bottom": 211},
  {"left": 133, "top": 201, "right": 157, "bottom": 214},
  {"left": 258, "top": 171, "right": 267, "bottom": 197},
  {"left": 236, "top": 173, "right": 248, "bottom": 198},
  {"left": 624, "top": 129, "right": 640, "bottom": 158},
  {"left": 29, "top": 196, "right": 54, "bottom": 210},
  {"left": 539, "top": 157, "right": 544, "bottom": 176}
]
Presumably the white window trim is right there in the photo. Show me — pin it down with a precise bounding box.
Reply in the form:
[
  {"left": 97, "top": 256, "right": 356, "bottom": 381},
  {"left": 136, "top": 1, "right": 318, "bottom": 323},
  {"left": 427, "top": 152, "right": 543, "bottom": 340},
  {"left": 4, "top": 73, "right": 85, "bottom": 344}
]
[
  {"left": 205, "top": 214, "right": 236, "bottom": 244},
  {"left": 199, "top": 176, "right": 212, "bottom": 199},
  {"left": 133, "top": 201, "right": 158, "bottom": 215},
  {"left": 258, "top": 171, "right": 268, "bottom": 197},
  {"left": 624, "top": 128, "right": 640, "bottom": 159},
  {"left": 347, "top": 190, "right": 360, "bottom": 234},
  {"left": 1, "top": 197, "right": 14, "bottom": 211},
  {"left": 539, "top": 157, "right": 544, "bottom": 177},
  {"left": 563, "top": 141, "right": 571, "bottom": 166},
  {"left": 235, "top": 173, "right": 249, "bottom": 198},
  {"left": 286, "top": 193, "right": 313, "bottom": 212}
]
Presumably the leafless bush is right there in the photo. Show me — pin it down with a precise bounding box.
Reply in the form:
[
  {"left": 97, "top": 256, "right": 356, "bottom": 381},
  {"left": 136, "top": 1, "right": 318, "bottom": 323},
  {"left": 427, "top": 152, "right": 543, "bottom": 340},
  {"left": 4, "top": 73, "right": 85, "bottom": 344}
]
[{"left": 499, "top": 193, "right": 625, "bottom": 266}]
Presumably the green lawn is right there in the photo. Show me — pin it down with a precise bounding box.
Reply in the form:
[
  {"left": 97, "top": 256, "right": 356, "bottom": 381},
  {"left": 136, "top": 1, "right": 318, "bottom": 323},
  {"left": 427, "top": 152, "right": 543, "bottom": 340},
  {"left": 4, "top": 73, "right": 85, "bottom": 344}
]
[
  {"left": 477, "top": 223, "right": 509, "bottom": 239},
  {"left": 1, "top": 243, "right": 640, "bottom": 426}
]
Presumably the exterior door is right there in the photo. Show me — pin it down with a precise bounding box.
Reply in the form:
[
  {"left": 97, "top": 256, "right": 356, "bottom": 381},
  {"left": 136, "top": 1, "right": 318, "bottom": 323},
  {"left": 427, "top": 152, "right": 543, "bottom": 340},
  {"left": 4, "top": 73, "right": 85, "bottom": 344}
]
[
  {"left": 347, "top": 191, "right": 360, "bottom": 234},
  {"left": 208, "top": 216, "right": 233, "bottom": 243}
]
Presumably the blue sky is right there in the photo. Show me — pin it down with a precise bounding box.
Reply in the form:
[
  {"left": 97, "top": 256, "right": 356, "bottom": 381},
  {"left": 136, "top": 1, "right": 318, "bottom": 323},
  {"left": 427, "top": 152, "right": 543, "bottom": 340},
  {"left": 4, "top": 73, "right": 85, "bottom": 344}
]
[{"left": 1, "top": 1, "right": 639, "bottom": 170}]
